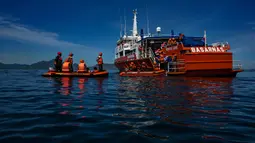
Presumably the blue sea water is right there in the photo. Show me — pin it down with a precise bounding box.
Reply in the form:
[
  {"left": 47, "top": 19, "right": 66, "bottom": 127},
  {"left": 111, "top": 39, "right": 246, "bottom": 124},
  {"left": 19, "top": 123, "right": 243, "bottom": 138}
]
[{"left": 0, "top": 69, "right": 255, "bottom": 143}]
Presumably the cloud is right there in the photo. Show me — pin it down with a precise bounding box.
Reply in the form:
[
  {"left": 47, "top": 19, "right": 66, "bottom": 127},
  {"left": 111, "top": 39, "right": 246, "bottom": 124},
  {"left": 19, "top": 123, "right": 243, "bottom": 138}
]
[
  {"left": 247, "top": 22, "right": 255, "bottom": 30},
  {"left": 0, "top": 15, "right": 87, "bottom": 48},
  {"left": 247, "top": 22, "right": 255, "bottom": 25}
]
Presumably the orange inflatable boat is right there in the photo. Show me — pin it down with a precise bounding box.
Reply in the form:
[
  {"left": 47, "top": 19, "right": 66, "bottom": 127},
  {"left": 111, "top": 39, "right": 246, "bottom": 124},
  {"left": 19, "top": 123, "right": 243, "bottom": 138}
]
[
  {"left": 119, "top": 70, "right": 165, "bottom": 77},
  {"left": 42, "top": 70, "right": 109, "bottom": 77}
]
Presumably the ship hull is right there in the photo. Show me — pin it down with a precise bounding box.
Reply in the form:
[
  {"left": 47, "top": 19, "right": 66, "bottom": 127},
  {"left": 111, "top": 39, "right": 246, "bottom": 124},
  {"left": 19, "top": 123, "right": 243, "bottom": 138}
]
[
  {"left": 114, "top": 58, "right": 156, "bottom": 72},
  {"left": 120, "top": 70, "right": 165, "bottom": 77},
  {"left": 167, "top": 69, "right": 243, "bottom": 77}
]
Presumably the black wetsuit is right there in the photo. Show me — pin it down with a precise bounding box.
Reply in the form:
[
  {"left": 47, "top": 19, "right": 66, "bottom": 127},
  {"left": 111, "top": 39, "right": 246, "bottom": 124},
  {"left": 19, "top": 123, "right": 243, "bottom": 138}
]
[{"left": 54, "top": 55, "right": 62, "bottom": 72}]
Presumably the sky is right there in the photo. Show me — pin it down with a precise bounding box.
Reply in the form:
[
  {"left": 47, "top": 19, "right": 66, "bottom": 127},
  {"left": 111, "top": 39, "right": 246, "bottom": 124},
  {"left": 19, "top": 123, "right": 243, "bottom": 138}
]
[{"left": 0, "top": 0, "right": 254, "bottom": 67}]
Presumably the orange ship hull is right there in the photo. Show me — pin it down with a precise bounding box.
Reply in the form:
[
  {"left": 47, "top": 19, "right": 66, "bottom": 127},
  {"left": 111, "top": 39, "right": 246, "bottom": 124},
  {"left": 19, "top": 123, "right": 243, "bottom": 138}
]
[
  {"left": 167, "top": 69, "right": 243, "bottom": 77},
  {"left": 166, "top": 52, "right": 243, "bottom": 77}
]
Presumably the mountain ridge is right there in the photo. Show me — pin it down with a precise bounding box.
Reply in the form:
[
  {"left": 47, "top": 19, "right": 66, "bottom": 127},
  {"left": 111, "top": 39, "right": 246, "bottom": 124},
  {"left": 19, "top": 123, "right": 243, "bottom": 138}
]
[{"left": 0, "top": 59, "right": 117, "bottom": 70}]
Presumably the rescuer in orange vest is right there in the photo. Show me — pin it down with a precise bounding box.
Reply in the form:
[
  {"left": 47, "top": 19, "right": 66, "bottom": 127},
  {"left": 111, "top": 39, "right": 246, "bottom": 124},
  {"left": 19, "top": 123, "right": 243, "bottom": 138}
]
[
  {"left": 96, "top": 52, "right": 103, "bottom": 71},
  {"left": 63, "top": 52, "right": 74, "bottom": 72},
  {"left": 129, "top": 62, "right": 137, "bottom": 71},
  {"left": 62, "top": 52, "right": 73, "bottom": 72},
  {"left": 141, "top": 62, "right": 147, "bottom": 71},
  {"left": 153, "top": 61, "right": 160, "bottom": 71},
  {"left": 77, "top": 59, "right": 87, "bottom": 73}
]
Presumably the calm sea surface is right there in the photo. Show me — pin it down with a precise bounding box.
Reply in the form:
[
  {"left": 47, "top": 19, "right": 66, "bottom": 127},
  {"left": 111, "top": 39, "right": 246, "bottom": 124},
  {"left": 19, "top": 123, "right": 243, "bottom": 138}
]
[{"left": 0, "top": 69, "right": 254, "bottom": 143}]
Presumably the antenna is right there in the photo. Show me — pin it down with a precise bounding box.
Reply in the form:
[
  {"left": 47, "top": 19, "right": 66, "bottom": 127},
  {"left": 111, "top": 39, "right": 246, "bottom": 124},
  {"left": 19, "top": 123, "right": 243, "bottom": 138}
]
[
  {"left": 124, "top": 8, "right": 127, "bottom": 36},
  {"left": 146, "top": 5, "right": 150, "bottom": 35},
  {"left": 119, "top": 9, "right": 123, "bottom": 37},
  {"left": 132, "top": 9, "right": 138, "bottom": 36}
]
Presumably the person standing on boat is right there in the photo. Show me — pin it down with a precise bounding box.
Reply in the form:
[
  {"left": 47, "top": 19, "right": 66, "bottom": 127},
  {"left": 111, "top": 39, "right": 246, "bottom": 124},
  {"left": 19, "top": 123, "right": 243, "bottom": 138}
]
[
  {"left": 164, "top": 55, "right": 172, "bottom": 71},
  {"left": 159, "top": 52, "right": 165, "bottom": 70},
  {"left": 97, "top": 52, "right": 103, "bottom": 71},
  {"left": 64, "top": 53, "right": 74, "bottom": 72},
  {"left": 172, "top": 53, "right": 177, "bottom": 72},
  {"left": 54, "top": 52, "right": 63, "bottom": 72}
]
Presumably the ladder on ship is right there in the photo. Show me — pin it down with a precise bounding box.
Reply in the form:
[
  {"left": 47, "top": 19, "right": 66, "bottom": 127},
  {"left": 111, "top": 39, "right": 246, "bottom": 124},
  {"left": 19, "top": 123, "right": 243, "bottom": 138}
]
[
  {"left": 166, "top": 59, "right": 186, "bottom": 72},
  {"left": 143, "top": 47, "right": 156, "bottom": 66}
]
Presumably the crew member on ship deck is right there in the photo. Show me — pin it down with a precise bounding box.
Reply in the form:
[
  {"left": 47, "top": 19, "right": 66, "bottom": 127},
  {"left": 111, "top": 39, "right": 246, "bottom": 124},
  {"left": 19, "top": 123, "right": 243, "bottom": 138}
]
[
  {"left": 54, "top": 52, "right": 63, "bottom": 72},
  {"left": 172, "top": 54, "right": 177, "bottom": 72},
  {"left": 158, "top": 52, "right": 165, "bottom": 70},
  {"left": 153, "top": 61, "right": 160, "bottom": 71},
  {"left": 96, "top": 52, "right": 103, "bottom": 71},
  {"left": 164, "top": 55, "right": 171, "bottom": 71}
]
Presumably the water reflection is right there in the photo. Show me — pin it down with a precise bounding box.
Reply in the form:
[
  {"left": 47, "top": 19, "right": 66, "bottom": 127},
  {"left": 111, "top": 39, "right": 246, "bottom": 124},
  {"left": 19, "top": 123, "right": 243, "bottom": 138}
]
[
  {"left": 77, "top": 78, "right": 88, "bottom": 97},
  {"left": 48, "top": 77, "right": 107, "bottom": 116},
  {"left": 116, "top": 76, "right": 234, "bottom": 140}
]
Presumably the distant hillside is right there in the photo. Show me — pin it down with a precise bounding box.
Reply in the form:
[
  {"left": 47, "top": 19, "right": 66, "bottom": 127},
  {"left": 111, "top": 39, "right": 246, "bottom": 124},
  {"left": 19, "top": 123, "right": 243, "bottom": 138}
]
[
  {"left": 89, "top": 63, "right": 117, "bottom": 70},
  {"left": 0, "top": 60, "right": 117, "bottom": 70}
]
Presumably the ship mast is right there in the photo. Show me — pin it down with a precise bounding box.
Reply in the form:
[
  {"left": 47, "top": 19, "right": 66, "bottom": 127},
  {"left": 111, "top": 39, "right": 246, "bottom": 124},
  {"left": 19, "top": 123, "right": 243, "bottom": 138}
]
[
  {"left": 204, "top": 30, "right": 207, "bottom": 48},
  {"left": 119, "top": 13, "right": 123, "bottom": 37},
  {"left": 146, "top": 5, "right": 150, "bottom": 36},
  {"left": 132, "top": 9, "right": 138, "bottom": 37},
  {"left": 124, "top": 8, "right": 127, "bottom": 37}
]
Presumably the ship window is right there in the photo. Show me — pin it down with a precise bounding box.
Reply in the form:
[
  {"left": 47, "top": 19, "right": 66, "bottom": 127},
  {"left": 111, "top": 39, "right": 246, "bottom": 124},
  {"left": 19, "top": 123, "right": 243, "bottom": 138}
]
[
  {"left": 182, "top": 37, "right": 205, "bottom": 47},
  {"left": 125, "top": 50, "right": 132, "bottom": 56},
  {"left": 120, "top": 51, "right": 123, "bottom": 56}
]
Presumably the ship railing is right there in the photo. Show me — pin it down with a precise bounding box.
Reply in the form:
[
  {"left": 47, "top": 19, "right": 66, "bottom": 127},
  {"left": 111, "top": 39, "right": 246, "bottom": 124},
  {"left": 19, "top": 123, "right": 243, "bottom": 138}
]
[
  {"left": 166, "top": 59, "right": 186, "bottom": 72},
  {"left": 233, "top": 60, "right": 242, "bottom": 70},
  {"left": 148, "top": 34, "right": 174, "bottom": 37}
]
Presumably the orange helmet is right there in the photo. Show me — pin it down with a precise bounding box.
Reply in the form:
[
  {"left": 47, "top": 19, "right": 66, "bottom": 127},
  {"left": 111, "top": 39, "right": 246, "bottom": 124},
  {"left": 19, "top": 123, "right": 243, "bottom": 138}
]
[
  {"left": 99, "top": 52, "right": 102, "bottom": 56},
  {"left": 80, "top": 59, "right": 84, "bottom": 63}
]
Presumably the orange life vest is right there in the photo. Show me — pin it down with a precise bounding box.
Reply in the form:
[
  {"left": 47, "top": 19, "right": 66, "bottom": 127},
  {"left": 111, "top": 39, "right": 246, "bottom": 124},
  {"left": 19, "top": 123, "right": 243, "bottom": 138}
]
[
  {"left": 78, "top": 63, "right": 86, "bottom": 72},
  {"left": 93, "top": 70, "right": 99, "bottom": 73},
  {"left": 62, "top": 62, "right": 71, "bottom": 72},
  {"left": 131, "top": 63, "right": 136, "bottom": 69},
  {"left": 97, "top": 56, "right": 103, "bottom": 64}
]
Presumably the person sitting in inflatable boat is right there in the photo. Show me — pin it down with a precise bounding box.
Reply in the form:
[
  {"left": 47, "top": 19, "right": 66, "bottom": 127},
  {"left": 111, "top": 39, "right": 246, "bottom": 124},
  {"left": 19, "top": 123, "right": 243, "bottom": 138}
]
[
  {"left": 77, "top": 59, "right": 88, "bottom": 73},
  {"left": 129, "top": 62, "right": 137, "bottom": 71},
  {"left": 92, "top": 67, "right": 99, "bottom": 73},
  {"left": 140, "top": 62, "right": 148, "bottom": 71}
]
